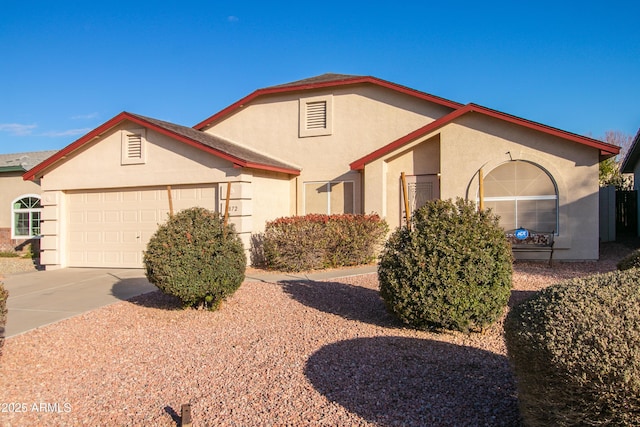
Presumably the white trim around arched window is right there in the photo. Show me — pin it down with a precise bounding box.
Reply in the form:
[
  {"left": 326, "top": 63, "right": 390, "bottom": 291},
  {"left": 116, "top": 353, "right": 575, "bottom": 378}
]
[
  {"left": 11, "top": 194, "right": 42, "bottom": 239},
  {"left": 478, "top": 160, "right": 559, "bottom": 233}
]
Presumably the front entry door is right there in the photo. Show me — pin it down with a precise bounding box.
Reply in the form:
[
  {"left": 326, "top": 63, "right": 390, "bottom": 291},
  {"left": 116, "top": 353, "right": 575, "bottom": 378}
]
[{"left": 401, "top": 174, "right": 440, "bottom": 225}]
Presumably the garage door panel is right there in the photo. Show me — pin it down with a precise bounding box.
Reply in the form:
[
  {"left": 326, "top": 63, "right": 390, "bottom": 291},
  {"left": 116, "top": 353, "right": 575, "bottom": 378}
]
[
  {"left": 85, "top": 193, "right": 101, "bottom": 203},
  {"left": 104, "top": 192, "right": 121, "bottom": 202},
  {"left": 86, "top": 232, "right": 101, "bottom": 243},
  {"left": 104, "top": 211, "right": 120, "bottom": 222},
  {"left": 104, "top": 231, "right": 120, "bottom": 243},
  {"left": 122, "top": 231, "right": 140, "bottom": 243},
  {"left": 67, "top": 185, "right": 217, "bottom": 268},
  {"left": 122, "top": 250, "right": 140, "bottom": 261},
  {"left": 140, "top": 210, "right": 158, "bottom": 222},
  {"left": 86, "top": 211, "right": 102, "bottom": 223},
  {"left": 104, "top": 252, "right": 120, "bottom": 264},
  {"left": 69, "top": 211, "right": 84, "bottom": 223}
]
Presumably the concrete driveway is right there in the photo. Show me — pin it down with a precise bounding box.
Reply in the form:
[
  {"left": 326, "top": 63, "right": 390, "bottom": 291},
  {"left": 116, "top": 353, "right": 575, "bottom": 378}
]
[
  {"left": 2, "top": 268, "right": 157, "bottom": 338},
  {"left": 2, "top": 264, "right": 378, "bottom": 339}
]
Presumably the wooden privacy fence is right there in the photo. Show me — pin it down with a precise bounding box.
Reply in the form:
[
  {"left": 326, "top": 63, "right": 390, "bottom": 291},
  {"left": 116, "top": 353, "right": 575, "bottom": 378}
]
[{"left": 616, "top": 190, "right": 638, "bottom": 236}]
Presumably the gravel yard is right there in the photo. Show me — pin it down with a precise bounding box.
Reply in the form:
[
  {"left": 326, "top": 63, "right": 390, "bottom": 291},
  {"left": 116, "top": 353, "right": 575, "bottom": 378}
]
[
  {"left": 0, "top": 242, "right": 635, "bottom": 426},
  {"left": 0, "top": 257, "right": 40, "bottom": 277}
]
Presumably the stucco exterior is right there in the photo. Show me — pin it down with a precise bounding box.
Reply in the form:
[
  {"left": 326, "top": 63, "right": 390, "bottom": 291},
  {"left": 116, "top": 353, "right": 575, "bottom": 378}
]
[
  {"left": 0, "top": 150, "right": 56, "bottom": 252},
  {"left": 24, "top": 73, "right": 619, "bottom": 268},
  {"left": 361, "top": 115, "right": 601, "bottom": 260},
  {"left": 0, "top": 172, "right": 42, "bottom": 229},
  {"left": 204, "top": 85, "right": 455, "bottom": 217}
]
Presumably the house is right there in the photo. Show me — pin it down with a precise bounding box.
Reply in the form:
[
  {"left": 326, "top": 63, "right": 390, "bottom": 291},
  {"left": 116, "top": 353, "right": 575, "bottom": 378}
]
[
  {"left": 619, "top": 127, "right": 640, "bottom": 235},
  {"left": 0, "top": 150, "right": 57, "bottom": 253},
  {"left": 24, "top": 73, "right": 619, "bottom": 269}
]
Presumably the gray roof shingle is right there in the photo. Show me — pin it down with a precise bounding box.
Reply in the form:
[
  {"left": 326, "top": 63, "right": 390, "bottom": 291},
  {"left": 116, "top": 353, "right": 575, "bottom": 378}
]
[
  {"left": 0, "top": 150, "right": 59, "bottom": 172},
  {"left": 127, "top": 113, "right": 300, "bottom": 173},
  {"left": 265, "top": 73, "right": 365, "bottom": 89}
]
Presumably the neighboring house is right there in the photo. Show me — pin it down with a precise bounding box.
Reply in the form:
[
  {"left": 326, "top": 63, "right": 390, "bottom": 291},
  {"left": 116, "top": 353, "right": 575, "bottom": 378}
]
[
  {"left": 24, "top": 73, "right": 619, "bottom": 269},
  {"left": 0, "top": 150, "right": 58, "bottom": 253},
  {"left": 620, "top": 128, "right": 640, "bottom": 235}
]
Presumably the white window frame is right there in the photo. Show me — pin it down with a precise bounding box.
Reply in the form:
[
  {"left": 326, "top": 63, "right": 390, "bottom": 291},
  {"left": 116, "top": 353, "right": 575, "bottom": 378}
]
[
  {"left": 11, "top": 194, "right": 42, "bottom": 239},
  {"left": 299, "top": 95, "right": 333, "bottom": 137},
  {"left": 479, "top": 161, "right": 559, "bottom": 233},
  {"left": 303, "top": 180, "right": 355, "bottom": 215},
  {"left": 121, "top": 128, "right": 147, "bottom": 165}
]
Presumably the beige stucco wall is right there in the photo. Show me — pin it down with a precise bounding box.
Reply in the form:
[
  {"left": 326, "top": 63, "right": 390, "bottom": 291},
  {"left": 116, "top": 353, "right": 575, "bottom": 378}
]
[
  {"left": 384, "top": 135, "right": 441, "bottom": 224},
  {"left": 364, "top": 114, "right": 601, "bottom": 260},
  {"left": 0, "top": 172, "right": 42, "bottom": 228},
  {"left": 41, "top": 121, "right": 241, "bottom": 191},
  {"left": 205, "top": 85, "right": 454, "bottom": 215},
  {"left": 250, "top": 170, "right": 294, "bottom": 232},
  {"left": 37, "top": 120, "right": 276, "bottom": 269}
]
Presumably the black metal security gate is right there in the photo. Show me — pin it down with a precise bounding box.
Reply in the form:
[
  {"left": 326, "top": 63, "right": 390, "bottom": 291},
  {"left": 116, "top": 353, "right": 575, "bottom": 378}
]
[{"left": 616, "top": 190, "right": 638, "bottom": 236}]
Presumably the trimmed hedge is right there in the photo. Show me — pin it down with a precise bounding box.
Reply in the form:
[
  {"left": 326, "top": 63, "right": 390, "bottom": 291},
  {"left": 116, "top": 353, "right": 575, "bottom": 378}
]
[
  {"left": 0, "top": 282, "right": 7, "bottom": 359},
  {"left": 504, "top": 269, "right": 640, "bottom": 426},
  {"left": 144, "top": 207, "right": 246, "bottom": 309},
  {"left": 262, "top": 214, "right": 388, "bottom": 272},
  {"left": 378, "top": 198, "right": 512, "bottom": 332},
  {"left": 617, "top": 248, "right": 640, "bottom": 271}
]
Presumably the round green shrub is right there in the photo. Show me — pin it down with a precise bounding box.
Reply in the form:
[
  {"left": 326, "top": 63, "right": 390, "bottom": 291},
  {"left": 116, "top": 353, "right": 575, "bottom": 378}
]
[
  {"left": 504, "top": 269, "right": 640, "bottom": 426},
  {"left": 378, "top": 198, "right": 513, "bottom": 332},
  {"left": 144, "top": 207, "right": 246, "bottom": 309},
  {"left": 617, "top": 247, "right": 640, "bottom": 271}
]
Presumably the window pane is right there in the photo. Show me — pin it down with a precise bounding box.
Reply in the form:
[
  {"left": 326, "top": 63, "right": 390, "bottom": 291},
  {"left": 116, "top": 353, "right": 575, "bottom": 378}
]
[
  {"left": 31, "top": 211, "right": 41, "bottom": 236},
  {"left": 329, "top": 182, "right": 354, "bottom": 214},
  {"left": 15, "top": 212, "right": 30, "bottom": 236},
  {"left": 408, "top": 181, "right": 434, "bottom": 212},
  {"left": 485, "top": 200, "right": 516, "bottom": 230},
  {"left": 515, "top": 162, "right": 555, "bottom": 196},
  {"left": 484, "top": 165, "right": 517, "bottom": 197},
  {"left": 305, "top": 183, "right": 329, "bottom": 214},
  {"left": 28, "top": 197, "right": 42, "bottom": 209},
  {"left": 12, "top": 196, "right": 42, "bottom": 237},
  {"left": 517, "top": 199, "right": 557, "bottom": 232},
  {"left": 484, "top": 161, "right": 558, "bottom": 232}
]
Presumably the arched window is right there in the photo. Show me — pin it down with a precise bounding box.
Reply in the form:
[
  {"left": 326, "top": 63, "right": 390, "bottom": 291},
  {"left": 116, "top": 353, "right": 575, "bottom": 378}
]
[
  {"left": 12, "top": 195, "right": 42, "bottom": 238},
  {"left": 482, "top": 161, "right": 558, "bottom": 232}
]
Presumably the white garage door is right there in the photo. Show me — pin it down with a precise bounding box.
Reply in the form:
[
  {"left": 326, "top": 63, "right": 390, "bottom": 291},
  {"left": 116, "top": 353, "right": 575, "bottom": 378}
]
[{"left": 67, "top": 184, "right": 218, "bottom": 268}]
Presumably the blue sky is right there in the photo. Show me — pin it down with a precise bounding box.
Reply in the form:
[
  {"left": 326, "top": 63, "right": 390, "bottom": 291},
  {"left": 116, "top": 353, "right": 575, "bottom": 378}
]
[{"left": 2, "top": 1, "right": 639, "bottom": 153}]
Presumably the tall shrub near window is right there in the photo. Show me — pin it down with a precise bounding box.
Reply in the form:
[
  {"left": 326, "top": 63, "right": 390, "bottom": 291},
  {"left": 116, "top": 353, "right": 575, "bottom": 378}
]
[{"left": 378, "top": 198, "right": 512, "bottom": 332}]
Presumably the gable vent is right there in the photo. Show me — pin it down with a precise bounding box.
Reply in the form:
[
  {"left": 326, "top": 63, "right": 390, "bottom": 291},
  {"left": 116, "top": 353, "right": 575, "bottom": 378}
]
[
  {"left": 299, "top": 95, "right": 333, "bottom": 137},
  {"left": 127, "top": 134, "right": 143, "bottom": 159},
  {"left": 121, "top": 129, "right": 146, "bottom": 165},
  {"left": 306, "top": 101, "right": 327, "bottom": 130}
]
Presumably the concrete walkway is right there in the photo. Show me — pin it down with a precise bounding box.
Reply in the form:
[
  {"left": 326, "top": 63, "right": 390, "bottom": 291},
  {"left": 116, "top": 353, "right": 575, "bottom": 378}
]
[{"left": 2, "top": 265, "right": 377, "bottom": 338}]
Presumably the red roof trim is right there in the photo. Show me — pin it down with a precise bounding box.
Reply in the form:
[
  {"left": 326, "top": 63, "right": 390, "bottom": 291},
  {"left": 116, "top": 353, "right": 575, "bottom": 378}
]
[
  {"left": 350, "top": 104, "right": 620, "bottom": 170},
  {"left": 350, "top": 108, "right": 468, "bottom": 170},
  {"left": 23, "top": 112, "right": 129, "bottom": 181},
  {"left": 193, "top": 76, "right": 463, "bottom": 130},
  {"left": 24, "top": 112, "right": 300, "bottom": 180},
  {"left": 124, "top": 114, "right": 299, "bottom": 175}
]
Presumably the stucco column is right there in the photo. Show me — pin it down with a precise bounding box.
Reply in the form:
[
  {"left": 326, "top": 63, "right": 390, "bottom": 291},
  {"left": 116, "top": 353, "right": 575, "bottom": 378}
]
[
  {"left": 219, "top": 181, "right": 252, "bottom": 250},
  {"left": 39, "top": 190, "right": 65, "bottom": 270}
]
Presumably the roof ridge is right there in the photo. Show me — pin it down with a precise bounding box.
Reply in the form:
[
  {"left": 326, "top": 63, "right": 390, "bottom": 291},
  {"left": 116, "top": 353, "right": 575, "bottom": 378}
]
[
  {"left": 264, "top": 73, "right": 365, "bottom": 89},
  {"left": 193, "top": 74, "right": 462, "bottom": 130}
]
